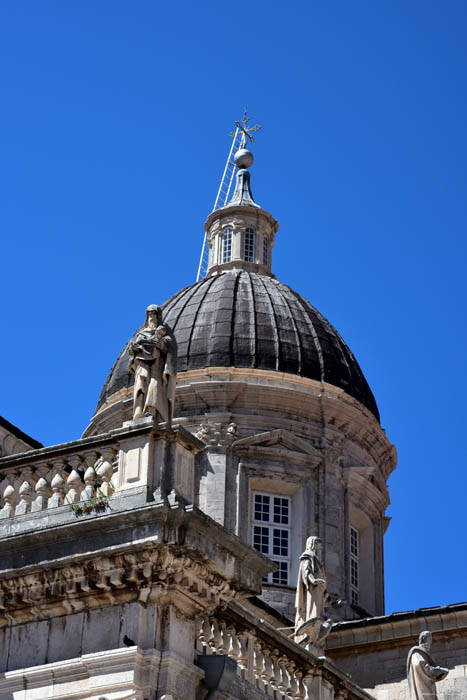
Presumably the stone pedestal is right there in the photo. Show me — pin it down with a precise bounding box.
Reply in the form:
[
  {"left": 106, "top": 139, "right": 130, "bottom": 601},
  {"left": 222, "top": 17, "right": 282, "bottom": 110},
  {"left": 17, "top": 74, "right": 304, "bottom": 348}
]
[{"left": 118, "top": 418, "right": 202, "bottom": 505}]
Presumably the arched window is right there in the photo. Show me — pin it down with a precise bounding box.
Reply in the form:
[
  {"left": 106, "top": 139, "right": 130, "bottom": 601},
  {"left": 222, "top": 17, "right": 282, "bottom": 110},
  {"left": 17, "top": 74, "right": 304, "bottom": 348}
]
[
  {"left": 263, "top": 237, "right": 269, "bottom": 267},
  {"left": 243, "top": 227, "right": 256, "bottom": 262},
  {"left": 221, "top": 227, "right": 232, "bottom": 263}
]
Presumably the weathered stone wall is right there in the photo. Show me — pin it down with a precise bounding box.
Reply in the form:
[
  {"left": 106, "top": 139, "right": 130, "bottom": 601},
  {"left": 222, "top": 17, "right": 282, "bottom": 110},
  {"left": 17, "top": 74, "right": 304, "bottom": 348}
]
[
  {"left": 370, "top": 662, "right": 467, "bottom": 700},
  {"left": 327, "top": 604, "right": 467, "bottom": 700},
  {"left": 0, "top": 601, "right": 149, "bottom": 673},
  {"left": 86, "top": 367, "right": 395, "bottom": 623}
]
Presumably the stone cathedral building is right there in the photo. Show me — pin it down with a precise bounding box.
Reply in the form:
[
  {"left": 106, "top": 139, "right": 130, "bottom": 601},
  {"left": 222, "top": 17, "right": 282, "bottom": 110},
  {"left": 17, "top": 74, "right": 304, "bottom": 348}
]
[{"left": 0, "top": 127, "right": 466, "bottom": 700}]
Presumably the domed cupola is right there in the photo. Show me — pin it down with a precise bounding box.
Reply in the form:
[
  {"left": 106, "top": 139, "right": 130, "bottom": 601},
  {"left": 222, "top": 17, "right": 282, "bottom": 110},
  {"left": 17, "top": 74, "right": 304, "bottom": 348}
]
[
  {"left": 91, "top": 128, "right": 379, "bottom": 424},
  {"left": 86, "top": 117, "right": 396, "bottom": 625}
]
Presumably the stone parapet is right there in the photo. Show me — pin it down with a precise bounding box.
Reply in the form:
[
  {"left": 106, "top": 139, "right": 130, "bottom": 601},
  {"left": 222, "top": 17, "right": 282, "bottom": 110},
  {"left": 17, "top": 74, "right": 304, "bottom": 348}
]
[
  {"left": 0, "top": 418, "right": 203, "bottom": 530},
  {"left": 196, "top": 599, "right": 377, "bottom": 700}
]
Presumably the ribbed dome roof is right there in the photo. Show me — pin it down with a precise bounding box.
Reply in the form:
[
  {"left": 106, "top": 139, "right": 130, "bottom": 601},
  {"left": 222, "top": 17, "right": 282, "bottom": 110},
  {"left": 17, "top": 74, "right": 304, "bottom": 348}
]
[{"left": 96, "top": 270, "right": 379, "bottom": 420}]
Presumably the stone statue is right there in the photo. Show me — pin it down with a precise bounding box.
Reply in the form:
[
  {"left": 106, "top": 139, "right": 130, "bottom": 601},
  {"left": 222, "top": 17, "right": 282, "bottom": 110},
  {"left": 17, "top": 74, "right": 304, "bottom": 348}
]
[
  {"left": 129, "top": 305, "right": 177, "bottom": 424},
  {"left": 407, "top": 631, "right": 448, "bottom": 700},
  {"left": 294, "top": 536, "right": 332, "bottom": 652}
]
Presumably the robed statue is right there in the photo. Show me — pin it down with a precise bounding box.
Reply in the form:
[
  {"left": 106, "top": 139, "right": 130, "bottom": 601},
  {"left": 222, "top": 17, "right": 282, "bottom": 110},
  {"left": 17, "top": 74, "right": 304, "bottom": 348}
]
[
  {"left": 407, "top": 631, "right": 448, "bottom": 700},
  {"left": 294, "top": 536, "right": 332, "bottom": 652},
  {"left": 129, "top": 304, "right": 177, "bottom": 424}
]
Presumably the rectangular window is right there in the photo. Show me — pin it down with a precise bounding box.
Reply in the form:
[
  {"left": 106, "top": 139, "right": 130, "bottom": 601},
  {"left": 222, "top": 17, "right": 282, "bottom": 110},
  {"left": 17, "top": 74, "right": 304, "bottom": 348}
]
[
  {"left": 222, "top": 227, "right": 232, "bottom": 263},
  {"left": 252, "top": 492, "right": 291, "bottom": 585},
  {"left": 263, "top": 238, "right": 269, "bottom": 266},
  {"left": 350, "top": 526, "right": 360, "bottom": 605},
  {"left": 243, "top": 227, "right": 256, "bottom": 262}
]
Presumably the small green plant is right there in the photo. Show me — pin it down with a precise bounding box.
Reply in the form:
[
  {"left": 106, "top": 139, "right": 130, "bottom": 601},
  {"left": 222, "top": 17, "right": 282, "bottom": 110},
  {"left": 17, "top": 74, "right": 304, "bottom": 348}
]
[{"left": 69, "top": 481, "right": 115, "bottom": 517}]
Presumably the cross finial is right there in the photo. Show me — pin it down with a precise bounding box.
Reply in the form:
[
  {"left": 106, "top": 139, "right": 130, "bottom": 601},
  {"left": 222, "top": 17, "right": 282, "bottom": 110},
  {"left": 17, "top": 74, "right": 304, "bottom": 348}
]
[{"left": 230, "top": 108, "right": 261, "bottom": 148}]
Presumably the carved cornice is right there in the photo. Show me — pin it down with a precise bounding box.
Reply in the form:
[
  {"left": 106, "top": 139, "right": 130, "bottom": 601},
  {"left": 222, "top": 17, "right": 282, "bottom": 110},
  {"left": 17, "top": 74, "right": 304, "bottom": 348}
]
[{"left": 0, "top": 539, "right": 242, "bottom": 628}]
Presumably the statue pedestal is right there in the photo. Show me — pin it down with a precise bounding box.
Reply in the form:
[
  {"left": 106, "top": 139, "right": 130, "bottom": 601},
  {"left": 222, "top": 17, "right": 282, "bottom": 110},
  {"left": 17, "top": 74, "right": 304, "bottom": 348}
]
[{"left": 117, "top": 417, "right": 204, "bottom": 504}]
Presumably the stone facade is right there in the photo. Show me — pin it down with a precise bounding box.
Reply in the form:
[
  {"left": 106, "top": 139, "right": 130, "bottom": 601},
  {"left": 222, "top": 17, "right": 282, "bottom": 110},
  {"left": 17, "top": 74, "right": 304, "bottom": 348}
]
[
  {"left": 88, "top": 366, "right": 395, "bottom": 623},
  {"left": 0, "top": 416, "right": 376, "bottom": 699},
  {"left": 327, "top": 603, "right": 467, "bottom": 700}
]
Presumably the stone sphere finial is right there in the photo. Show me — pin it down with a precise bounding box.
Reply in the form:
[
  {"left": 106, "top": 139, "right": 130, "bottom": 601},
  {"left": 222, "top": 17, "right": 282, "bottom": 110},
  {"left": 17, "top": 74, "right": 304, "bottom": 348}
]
[{"left": 234, "top": 148, "right": 254, "bottom": 169}]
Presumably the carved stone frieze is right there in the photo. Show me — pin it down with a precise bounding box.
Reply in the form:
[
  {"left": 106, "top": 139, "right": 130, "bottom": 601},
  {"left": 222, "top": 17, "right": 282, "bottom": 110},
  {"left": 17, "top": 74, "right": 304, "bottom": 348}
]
[{"left": 0, "top": 542, "right": 241, "bottom": 628}]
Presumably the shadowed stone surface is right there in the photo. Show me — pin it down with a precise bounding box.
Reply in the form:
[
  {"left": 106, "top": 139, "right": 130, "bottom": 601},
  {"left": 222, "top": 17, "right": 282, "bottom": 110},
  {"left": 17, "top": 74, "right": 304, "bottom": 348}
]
[{"left": 97, "top": 270, "right": 379, "bottom": 420}]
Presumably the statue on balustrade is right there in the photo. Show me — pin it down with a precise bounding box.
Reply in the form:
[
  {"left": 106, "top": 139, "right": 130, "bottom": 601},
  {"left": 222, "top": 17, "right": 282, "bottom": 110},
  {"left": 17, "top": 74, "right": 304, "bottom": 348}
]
[
  {"left": 294, "top": 536, "right": 332, "bottom": 653},
  {"left": 407, "top": 631, "right": 448, "bottom": 700},
  {"left": 129, "top": 304, "right": 177, "bottom": 424}
]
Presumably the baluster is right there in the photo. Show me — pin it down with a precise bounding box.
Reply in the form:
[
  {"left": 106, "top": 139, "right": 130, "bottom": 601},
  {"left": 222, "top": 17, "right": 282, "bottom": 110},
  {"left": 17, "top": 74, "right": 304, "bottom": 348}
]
[
  {"left": 270, "top": 649, "right": 282, "bottom": 693},
  {"left": 278, "top": 655, "right": 290, "bottom": 695},
  {"left": 66, "top": 456, "right": 84, "bottom": 504},
  {"left": 49, "top": 465, "right": 66, "bottom": 508},
  {"left": 16, "top": 478, "right": 34, "bottom": 515},
  {"left": 261, "top": 645, "right": 274, "bottom": 694},
  {"left": 97, "top": 446, "right": 115, "bottom": 496},
  {"left": 286, "top": 660, "right": 298, "bottom": 698},
  {"left": 225, "top": 623, "right": 239, "bottom": 661},
  {"left": 49, "top": 458, "right": 67, "bottom": 507},
  {"left": 32, "top": 461, "right": 51, "bottom": 512},
  {"left": 294, "top": 669, "right": 306, "bottom": 700},
  {"left": 303, "top": 671, "right": 316, "bottom": 700},
  {"left": 209, "top": 618, "right": 223, "bottom": 653},
  {"left": 253, "top": 639, "right": 265, "bottom": 690},
  {"left": 219, "top": 620, "right": 229, "bottom": 654},
  {"left": 32, "top": 476, "right": 49, "bottom": 511},
  {"left": 81, "top": 460, "right": 97, "bottom": 502},
  {"left": 0, "top": 483, "right": 16, "bottom": 518},
  {"left": 237, "top": 629, "right": 249, "bottom": 675},
  {"left": 199, "top": 616, "right": 212, "bottom": 652}
]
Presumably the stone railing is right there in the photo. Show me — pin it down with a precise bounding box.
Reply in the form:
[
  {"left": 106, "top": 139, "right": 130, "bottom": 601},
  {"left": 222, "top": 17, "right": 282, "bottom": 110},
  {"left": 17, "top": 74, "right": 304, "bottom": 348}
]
[
  {"left": 196, "top": 602, "right": 375, "bottom": 700},
  {"left": 0, "top": 419, "right": 203, "bottom": 525},
  {"left": 0, "top": 435, "right": 119, "bottom": 519}
]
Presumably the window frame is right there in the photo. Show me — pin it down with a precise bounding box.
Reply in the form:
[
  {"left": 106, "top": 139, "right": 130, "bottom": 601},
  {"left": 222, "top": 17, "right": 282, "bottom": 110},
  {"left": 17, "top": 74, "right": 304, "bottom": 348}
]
[
  {"left": 251, "top": 491, "right": 292, "bottom": 586},
  {"left": 221, "top": 226, "right": 233, "bottom": 264},
  {"left": 243, "top": 227, "right": 256, "bottom": 263}
]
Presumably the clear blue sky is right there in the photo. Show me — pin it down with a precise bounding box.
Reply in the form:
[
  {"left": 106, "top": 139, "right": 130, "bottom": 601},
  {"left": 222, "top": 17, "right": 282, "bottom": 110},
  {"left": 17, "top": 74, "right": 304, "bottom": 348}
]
[{"left": 1, "top": 1, "right": 466, "bottom": 615}]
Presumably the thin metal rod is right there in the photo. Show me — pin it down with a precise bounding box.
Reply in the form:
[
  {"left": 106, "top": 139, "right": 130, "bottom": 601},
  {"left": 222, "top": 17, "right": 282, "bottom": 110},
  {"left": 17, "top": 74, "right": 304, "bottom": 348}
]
[
  {"left": 212, "top": 127, "right": 240, "bottom": 211},
  {"left": 197, "top": 128, "right": 242, "bottom": 281}
]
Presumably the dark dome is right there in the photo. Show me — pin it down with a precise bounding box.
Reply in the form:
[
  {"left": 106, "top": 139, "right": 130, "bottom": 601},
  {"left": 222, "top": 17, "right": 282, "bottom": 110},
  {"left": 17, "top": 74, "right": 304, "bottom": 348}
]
[{"left": 97, "top": 270, "right": 379, "bottom": 420}]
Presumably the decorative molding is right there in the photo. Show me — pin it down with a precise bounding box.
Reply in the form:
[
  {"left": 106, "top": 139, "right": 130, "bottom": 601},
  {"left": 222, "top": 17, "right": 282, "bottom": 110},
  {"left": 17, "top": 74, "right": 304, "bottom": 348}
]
[
  {"left": 0, "top": 540, "right": 243, "bottom": 628},
  {"left": 195, "top": 421, "right": 238, "bottom": 447}
]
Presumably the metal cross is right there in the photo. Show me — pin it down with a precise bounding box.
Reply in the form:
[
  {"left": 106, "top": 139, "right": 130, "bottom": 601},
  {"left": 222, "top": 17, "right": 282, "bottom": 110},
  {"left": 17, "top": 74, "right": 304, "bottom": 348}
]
[{"left": 230, "top": 108, "right": 261, "bottom": 147}]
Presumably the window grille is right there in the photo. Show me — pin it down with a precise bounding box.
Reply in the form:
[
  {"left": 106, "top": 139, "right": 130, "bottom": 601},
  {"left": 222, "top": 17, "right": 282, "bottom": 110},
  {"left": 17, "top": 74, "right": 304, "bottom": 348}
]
[
  {"left": 252, "top": 492, "right": 291, "bottom": 585},
  {"left": 222, "top": 227, "right": 232, "bottom": 263},
  {"left": 350, "top": 526, "right": 360, "bottom": 605},
  {"left": 263, "top": 237, "right": 269, "bottom": 266},
  {"left": 243, "top": 227, "right": 256, "bottom": 262}
]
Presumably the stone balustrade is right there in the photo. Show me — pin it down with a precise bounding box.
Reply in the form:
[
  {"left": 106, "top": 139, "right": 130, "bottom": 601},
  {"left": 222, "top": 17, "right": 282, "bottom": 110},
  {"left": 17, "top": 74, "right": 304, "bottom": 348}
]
[
  {"left": 197, "top": 602, "right": 375, "bottom": 700},
  {"left": 0, "top": 419, "right": 203, "bottom": 528},
  {"left": 0, "top": 436, "right": 119, "bottom": 519},
  {"left": 198, "top": 615, "right": 318, "bottom": 699}
]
